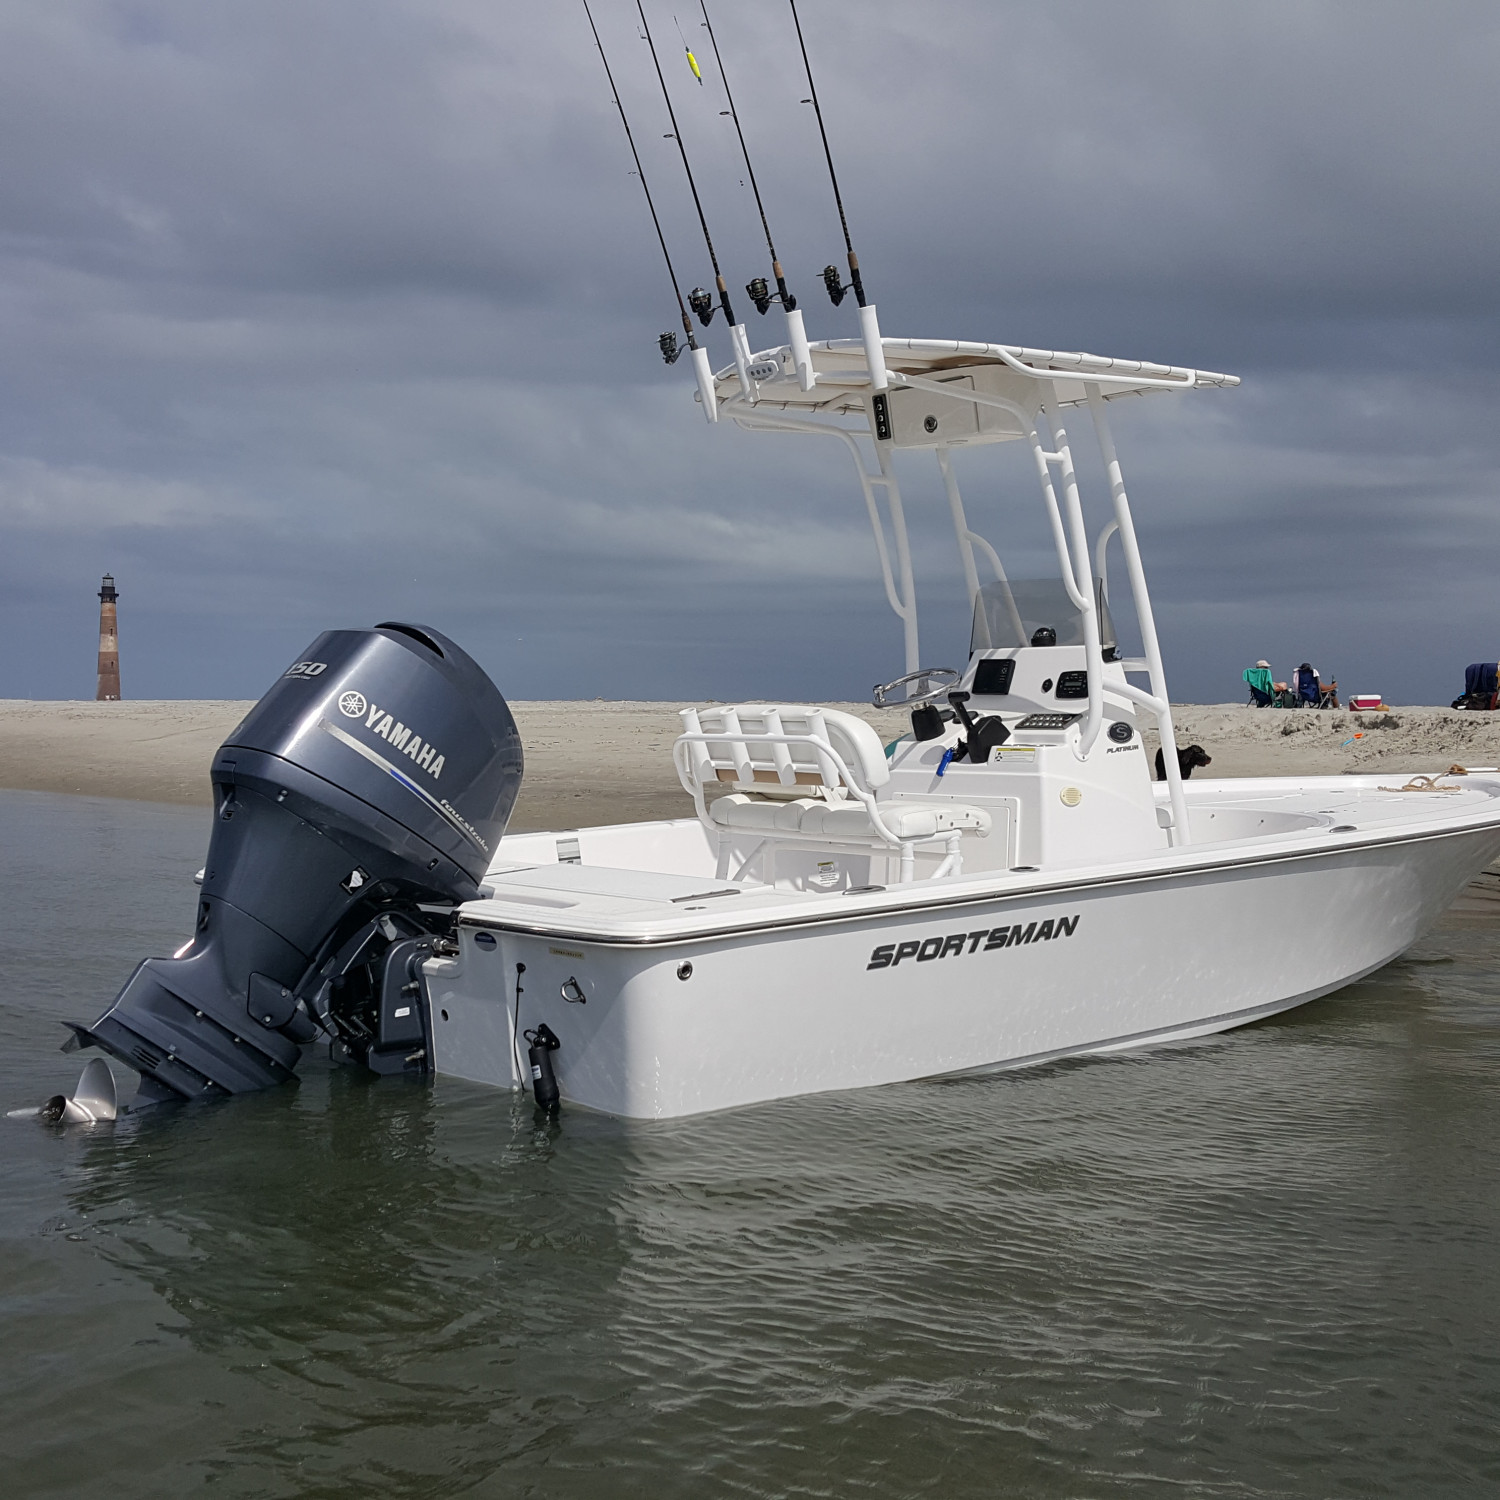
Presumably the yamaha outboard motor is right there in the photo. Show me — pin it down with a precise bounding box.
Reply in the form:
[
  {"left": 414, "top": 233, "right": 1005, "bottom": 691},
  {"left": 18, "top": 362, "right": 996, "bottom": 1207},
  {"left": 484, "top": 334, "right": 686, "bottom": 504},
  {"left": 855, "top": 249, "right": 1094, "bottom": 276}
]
[{"left": 71, "top": 622, "right": 522, "bottom": 1103}]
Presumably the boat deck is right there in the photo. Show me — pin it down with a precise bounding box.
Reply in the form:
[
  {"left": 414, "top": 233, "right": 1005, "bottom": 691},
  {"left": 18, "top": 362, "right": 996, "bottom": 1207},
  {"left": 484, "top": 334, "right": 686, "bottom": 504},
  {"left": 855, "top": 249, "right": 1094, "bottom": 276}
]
[{"left": 459, "top": 774, "right": 1500, "bottom": 946}]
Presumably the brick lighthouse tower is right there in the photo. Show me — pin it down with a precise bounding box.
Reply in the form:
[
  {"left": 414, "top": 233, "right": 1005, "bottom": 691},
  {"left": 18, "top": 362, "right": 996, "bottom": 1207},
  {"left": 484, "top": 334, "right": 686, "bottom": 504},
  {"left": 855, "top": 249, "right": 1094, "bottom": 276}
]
[{"left": 96, "top": 573, "right": 121, "bottom": 701}]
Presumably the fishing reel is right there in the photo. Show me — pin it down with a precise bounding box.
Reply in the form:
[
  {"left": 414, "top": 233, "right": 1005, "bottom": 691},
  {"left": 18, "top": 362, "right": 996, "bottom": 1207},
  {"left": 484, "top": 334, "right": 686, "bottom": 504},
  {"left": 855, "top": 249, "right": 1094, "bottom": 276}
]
[
  {"left": 822, "top": 264, "right": 848, "bottom": 307},
  {"left": 658, "top": 331, "right": 683, "bottom": 365},
  {"left": 746, "top": 277, "right": 772, "bottom": 315},
  {"left": 688, "top": 287, "right": 716, "bottom": 326},
  {"left": 746, "top": 275, "right": 797, "bottom": 316}
]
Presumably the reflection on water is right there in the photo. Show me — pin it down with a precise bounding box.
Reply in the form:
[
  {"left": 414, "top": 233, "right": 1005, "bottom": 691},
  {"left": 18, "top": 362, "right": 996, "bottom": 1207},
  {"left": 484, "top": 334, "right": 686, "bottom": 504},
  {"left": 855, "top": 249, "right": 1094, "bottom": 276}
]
[{"left": 3, "top": 789, "right": 1500, "bottom": 1497}]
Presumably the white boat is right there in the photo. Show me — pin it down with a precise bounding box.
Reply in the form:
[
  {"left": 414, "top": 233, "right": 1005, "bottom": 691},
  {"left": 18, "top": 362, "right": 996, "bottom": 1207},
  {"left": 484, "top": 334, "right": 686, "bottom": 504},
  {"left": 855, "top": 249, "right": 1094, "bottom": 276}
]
[
  {"left": 45, "top": 19, "right": 1496, "bottom": 1129},
  {"left": 421, "top": 335, "right": 1500, "bottom": 1119}
]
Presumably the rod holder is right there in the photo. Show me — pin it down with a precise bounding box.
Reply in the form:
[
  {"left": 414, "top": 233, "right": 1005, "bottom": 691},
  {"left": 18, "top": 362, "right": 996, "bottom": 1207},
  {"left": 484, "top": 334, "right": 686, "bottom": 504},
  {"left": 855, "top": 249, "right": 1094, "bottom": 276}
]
[
  {"left": 690, "top": 344, "right": 718, "bottom": 423},
  {"left": 729, "top": 323, "right": 754, "bottom": 397},
  {"left": 859, "top": 303, "right": 888, "bottom": 392},
  {"left": 786, "top": 306, "right": 815, "bottom": 392}
]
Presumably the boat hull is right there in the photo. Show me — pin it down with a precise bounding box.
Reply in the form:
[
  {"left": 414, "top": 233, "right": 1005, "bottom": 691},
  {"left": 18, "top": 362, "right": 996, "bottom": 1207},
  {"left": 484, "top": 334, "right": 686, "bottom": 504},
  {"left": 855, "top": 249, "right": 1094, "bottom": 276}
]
[{"left": 426, "top": 820, "right": 1500, "bottom": 1119}]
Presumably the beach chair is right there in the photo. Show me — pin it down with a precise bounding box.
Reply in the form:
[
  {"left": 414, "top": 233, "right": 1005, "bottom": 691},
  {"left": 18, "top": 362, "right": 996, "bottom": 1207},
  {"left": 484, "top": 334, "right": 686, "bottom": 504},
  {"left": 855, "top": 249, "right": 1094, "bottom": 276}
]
[
  {"left": 1242, "top": 663, "right": 1274, "bottom": 707},
  {"left": 1316, "top": 678, "right": 1340, "bottom": 710}
]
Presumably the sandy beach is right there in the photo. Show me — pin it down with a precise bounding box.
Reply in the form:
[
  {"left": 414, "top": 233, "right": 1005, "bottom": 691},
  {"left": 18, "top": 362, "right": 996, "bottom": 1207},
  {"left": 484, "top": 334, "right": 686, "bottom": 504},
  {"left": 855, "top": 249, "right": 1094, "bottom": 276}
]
[
  {"left": 5, "top": 698, "right": 1500, "bottom": 827},
  {"left": 0, "top": 699, "right": 911, "bottom": 829},
  {"left": 1136, "top": 703, "right": 1500, "bottom": 780}
]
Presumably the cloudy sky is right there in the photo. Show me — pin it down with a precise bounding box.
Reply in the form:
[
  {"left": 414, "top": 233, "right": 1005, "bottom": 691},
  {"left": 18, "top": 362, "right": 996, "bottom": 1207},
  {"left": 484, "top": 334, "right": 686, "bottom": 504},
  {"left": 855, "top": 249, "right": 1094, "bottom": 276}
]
[{"left": 4, "top": 0, "right": 1499, "bottom": 706}]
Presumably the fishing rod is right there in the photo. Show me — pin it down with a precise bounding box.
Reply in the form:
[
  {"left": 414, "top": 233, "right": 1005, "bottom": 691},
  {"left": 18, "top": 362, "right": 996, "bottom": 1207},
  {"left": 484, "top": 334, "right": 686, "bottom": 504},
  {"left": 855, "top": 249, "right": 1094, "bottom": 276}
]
[
  {"left": 698, "top": 0, "right": 788, "bottom": 314},
  {"left": 582, "top": 0, "right": 718, "bottom": 421},
  {"left": 635, "top": 0, "right": 753, "bottom": 394},
  {"left": 788, "top": 0, "right": 888, "bottom": 394},
  {"left": 699, "top": 0, "right": 816, "bottom": 391}
]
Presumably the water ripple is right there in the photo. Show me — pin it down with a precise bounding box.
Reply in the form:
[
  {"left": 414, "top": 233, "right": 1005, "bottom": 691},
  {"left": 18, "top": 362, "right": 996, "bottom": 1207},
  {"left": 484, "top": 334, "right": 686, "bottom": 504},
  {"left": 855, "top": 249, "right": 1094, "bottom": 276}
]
[{"left": 3, "top": 792, "right": 1500, "bottom": 1497}]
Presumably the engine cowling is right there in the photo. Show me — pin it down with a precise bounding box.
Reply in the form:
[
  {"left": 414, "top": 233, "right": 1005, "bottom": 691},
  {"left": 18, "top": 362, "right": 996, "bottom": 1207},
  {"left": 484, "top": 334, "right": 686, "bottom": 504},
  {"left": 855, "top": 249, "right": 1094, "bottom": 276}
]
[{"left": 74, "top": 622, "right": 522, "bottom": 1102}]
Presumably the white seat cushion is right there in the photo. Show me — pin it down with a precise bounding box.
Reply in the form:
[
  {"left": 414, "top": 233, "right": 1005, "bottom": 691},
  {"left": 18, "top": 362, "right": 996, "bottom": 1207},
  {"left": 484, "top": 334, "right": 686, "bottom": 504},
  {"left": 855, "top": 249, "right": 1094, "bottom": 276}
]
[
  {"left": 709, "top": 793, "right": 990, "bottom": 842},
  {"left": 799, "top": 800, "right": 991, "bottom": 840},
  {"left": 708, "top": 794, "right": 822, "bottom": 833}
]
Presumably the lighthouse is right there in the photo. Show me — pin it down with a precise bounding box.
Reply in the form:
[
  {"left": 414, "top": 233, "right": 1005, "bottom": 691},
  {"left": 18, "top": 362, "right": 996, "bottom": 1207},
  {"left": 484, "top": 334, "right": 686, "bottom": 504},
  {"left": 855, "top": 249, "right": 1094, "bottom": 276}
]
[{"left": 96, "top": 574, "right": 121, "bottom": 701}]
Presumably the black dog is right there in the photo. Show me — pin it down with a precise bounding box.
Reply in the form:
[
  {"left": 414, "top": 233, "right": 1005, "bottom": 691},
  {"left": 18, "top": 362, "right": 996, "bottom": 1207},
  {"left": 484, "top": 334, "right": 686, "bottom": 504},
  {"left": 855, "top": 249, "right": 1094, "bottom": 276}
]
[{"left": 1155, "top": 744, "right": 1212, "bottom": 781}]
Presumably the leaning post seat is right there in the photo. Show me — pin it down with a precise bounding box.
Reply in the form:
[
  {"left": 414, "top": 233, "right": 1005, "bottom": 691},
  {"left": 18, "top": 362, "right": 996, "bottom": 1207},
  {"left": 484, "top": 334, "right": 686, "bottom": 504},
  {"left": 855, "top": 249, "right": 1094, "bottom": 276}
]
[{"left": 673, "top": 705, "right": 990, "bottom": 883}]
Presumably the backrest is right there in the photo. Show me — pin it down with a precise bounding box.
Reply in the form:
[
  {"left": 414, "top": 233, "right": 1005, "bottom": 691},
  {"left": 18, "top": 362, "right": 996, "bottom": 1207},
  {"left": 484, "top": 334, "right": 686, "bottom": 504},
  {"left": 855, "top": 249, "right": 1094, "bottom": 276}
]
[{"left": 676, "top": 704, "right": 891, "bottom": 797}]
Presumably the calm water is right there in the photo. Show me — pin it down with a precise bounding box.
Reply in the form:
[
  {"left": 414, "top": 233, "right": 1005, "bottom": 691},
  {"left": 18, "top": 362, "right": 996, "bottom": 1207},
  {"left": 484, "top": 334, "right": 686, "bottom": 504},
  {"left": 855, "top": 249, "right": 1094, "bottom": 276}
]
[{"left": 3, "top": 788, "right": 1499, "bottom": 1498}]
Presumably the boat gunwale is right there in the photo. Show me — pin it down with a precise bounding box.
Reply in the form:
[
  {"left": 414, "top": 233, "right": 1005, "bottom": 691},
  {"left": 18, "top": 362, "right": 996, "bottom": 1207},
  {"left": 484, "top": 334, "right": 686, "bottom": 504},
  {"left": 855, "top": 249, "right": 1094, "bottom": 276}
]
[{"left": 459, "top": 798, "right": 1500, "bottom": 949}]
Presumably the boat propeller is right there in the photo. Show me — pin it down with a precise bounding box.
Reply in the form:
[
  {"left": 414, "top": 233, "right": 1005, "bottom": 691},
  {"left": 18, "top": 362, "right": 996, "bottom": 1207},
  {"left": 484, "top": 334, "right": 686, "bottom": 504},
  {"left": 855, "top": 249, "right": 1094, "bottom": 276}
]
[{"left": 7, "top": 1057, "right": 118, "bottom": 1125}]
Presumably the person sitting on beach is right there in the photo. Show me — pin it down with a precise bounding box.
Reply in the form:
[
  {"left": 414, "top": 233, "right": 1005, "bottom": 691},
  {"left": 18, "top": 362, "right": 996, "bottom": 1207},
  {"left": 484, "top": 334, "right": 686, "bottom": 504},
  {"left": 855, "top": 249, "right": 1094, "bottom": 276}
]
[
  {"left": 1242, "top": 659, "right": 1274, "bottom": 707},
  {"left": 1293, "top": 663, "right": 1321, "bottom": 706},
  {"left": 1455, "top": 663, "right": 1500, "bottom": 711}
]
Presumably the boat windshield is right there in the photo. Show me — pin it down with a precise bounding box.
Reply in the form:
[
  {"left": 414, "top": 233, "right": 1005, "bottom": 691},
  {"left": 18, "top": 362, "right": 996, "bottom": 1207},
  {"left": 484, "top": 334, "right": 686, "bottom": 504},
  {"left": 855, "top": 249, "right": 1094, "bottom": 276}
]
[{"left": 971, "top": 578, "right": 1116, "bottom": 654}]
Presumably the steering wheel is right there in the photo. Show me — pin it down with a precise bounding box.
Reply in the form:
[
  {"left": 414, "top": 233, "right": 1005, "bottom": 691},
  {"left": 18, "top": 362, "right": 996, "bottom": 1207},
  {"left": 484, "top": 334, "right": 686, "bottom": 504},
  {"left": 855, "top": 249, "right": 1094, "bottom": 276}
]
[{"left": 871, "top": 667, "right": 961, "bottom": 709}]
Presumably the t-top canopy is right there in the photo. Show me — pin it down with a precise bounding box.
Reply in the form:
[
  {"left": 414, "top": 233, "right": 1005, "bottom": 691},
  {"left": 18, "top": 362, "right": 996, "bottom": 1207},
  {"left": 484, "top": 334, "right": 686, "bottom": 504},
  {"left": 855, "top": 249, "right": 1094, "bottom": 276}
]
[{"left": 715, "top": 335, "right": 1238, "bottom": 448}]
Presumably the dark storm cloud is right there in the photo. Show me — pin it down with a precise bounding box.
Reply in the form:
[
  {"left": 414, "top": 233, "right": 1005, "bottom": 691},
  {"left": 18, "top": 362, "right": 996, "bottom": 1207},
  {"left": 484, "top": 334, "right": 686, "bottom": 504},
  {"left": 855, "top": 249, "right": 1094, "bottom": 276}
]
[{"left": 2, "top": 0, "right": 1499, "bottom": 707}]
